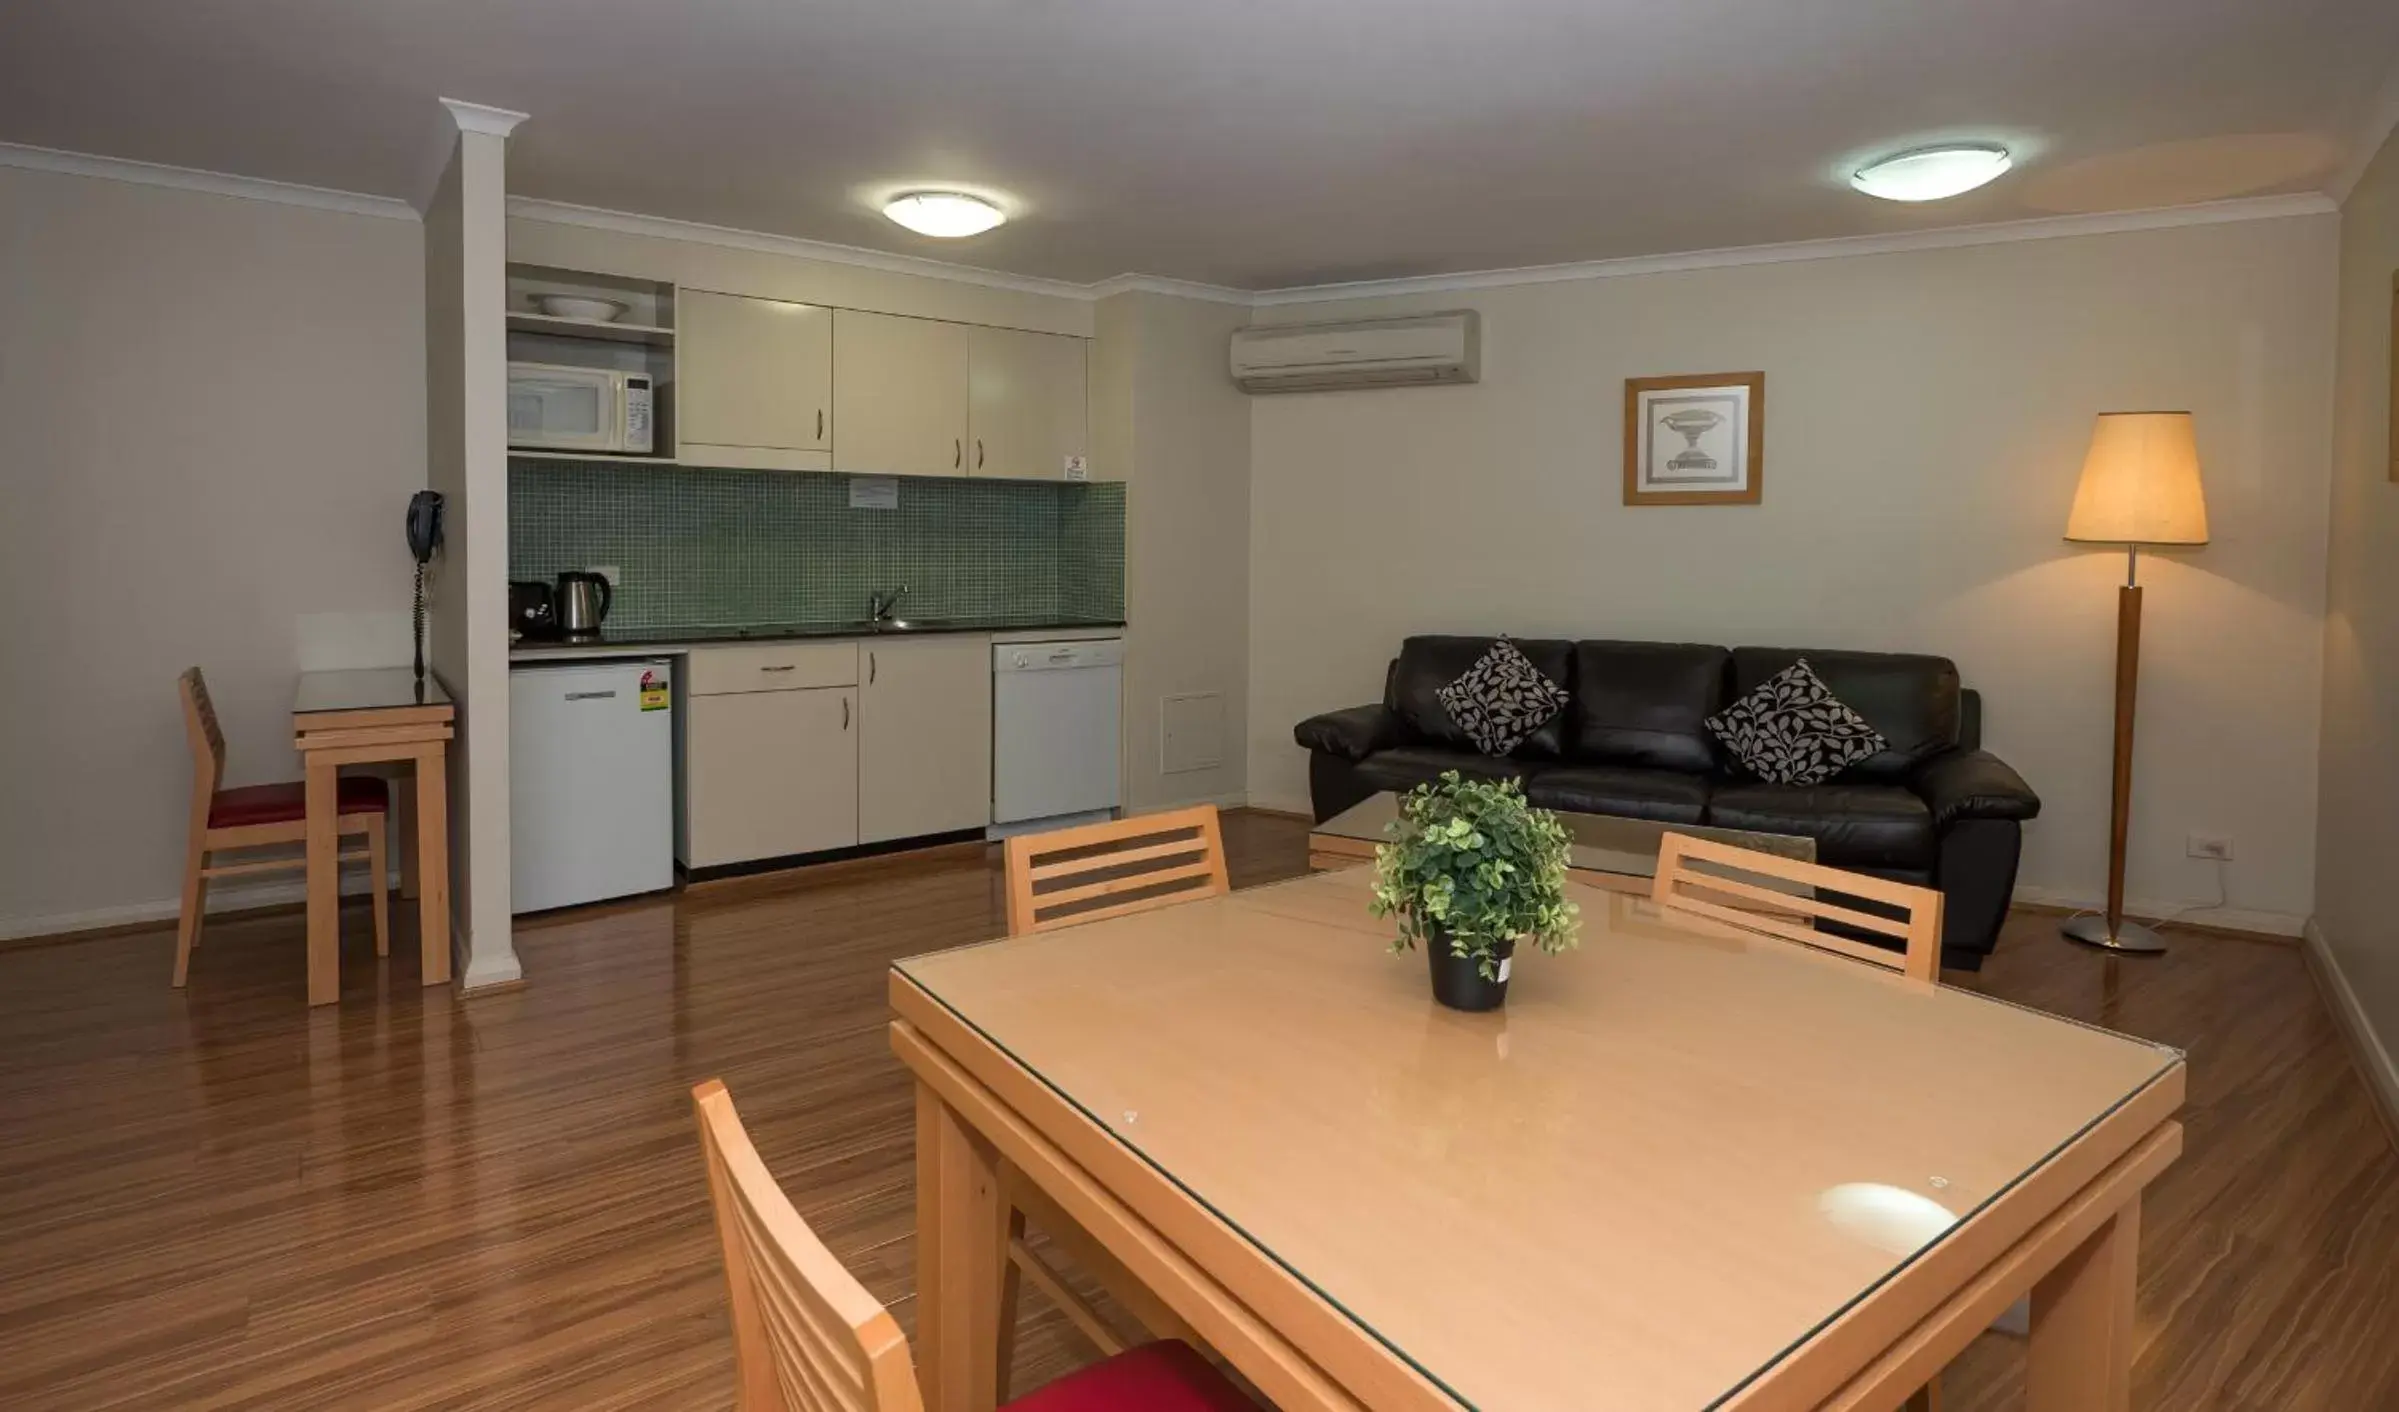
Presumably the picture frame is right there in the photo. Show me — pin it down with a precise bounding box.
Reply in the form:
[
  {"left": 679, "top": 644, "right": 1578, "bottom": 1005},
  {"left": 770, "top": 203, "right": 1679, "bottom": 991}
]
[{"left": 1624, "top": 372, "right": 1765, "bottom": 506}]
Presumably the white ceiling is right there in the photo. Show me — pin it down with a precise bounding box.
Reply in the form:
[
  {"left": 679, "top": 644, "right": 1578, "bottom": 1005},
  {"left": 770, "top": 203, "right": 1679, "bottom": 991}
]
[{"left": 5, "top": 0, "right": 2397, "bottom": 290}]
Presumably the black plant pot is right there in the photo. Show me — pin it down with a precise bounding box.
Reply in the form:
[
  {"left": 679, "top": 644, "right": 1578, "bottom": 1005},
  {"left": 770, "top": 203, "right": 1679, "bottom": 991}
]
[{"left": 1425, "top": 929, "right": 1515, "bottom": 1012}]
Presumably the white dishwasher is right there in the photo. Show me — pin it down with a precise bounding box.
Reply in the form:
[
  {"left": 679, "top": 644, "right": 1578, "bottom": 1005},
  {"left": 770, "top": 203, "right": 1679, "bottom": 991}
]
[{"left": 992, "top": 638, "right": 1122, "bottom": 828}]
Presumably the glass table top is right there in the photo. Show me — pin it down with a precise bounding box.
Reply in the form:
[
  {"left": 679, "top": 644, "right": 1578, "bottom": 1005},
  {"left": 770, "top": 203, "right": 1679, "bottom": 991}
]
[
  {"left": 292, "top": 667, "right": 454, "bottom": 715},
  {"left": 1313, "top": 789, "right": 1815, "bottom": 879},
  {"left": 896, "top": 870, "right": 2181, "bottom": 1410}
]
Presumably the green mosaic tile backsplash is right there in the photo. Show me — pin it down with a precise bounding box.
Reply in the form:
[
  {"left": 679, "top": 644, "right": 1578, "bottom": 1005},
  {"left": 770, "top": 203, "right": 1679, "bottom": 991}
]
[{"left": 510, "top": 460, "right": 1125, "bottom": 631}]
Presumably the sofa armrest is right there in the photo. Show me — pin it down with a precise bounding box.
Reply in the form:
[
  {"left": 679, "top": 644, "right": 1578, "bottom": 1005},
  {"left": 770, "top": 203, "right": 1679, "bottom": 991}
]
[
  {"left": 1294, "top": 704, "right": 1405, "bottom": 762},
  {"left": 1912, "top": 749, "right": 2041, "bottom": 829}
]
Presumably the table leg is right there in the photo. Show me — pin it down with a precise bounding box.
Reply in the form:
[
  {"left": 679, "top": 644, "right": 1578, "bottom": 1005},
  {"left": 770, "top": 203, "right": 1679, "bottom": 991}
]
[
  {"left": 397, "top": 771, "right": 419, "bottom": 901},
  {"left": 303, "top": 754, "right": 339, "bottom": 1007},
  {"left": 916, "top": 1079, "right": 1007, "bottom": 1412},
  {"left": 2027, "top": 1195, "right": 2140, "bottom": 1412},
  {"left": 415, "top": 744, "right": 451, "bottom": 986}
]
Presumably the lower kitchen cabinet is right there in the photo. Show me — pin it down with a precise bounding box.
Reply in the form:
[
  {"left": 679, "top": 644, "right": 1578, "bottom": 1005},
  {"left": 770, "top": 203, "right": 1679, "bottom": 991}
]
[
  {"left": 859, "top": 635, "right": 993, "bottom": 843},
  {"left": 680, "top": 684, "right": 859, "bottom": 867}
]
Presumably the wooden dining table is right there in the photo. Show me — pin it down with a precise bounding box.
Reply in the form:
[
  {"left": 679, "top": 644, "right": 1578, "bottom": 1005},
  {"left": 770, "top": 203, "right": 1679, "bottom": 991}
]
[
  {"left": 888, "top": 868, "right": 2185, "bottom": 1412},
  {"left": 291, "top": 668, "right": 455, "bottom": 1007}
]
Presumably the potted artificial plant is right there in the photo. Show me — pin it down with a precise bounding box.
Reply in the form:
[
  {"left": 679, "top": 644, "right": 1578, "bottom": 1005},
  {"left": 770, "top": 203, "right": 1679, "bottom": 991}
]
[{"left": 1370, "top": 772, "right": 1582, "bottom": 1011}]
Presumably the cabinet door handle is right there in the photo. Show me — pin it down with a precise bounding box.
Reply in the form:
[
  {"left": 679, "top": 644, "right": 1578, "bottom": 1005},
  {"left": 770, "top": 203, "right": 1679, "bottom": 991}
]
[
  {"left": 869, "top": 651, "right": 876, "bottom": 684},
  {"left": 841, "top": 697, "right": 850, "bottom": 730},
  {"left": 954, "top": 438, "right": 962, "bottom": 469},
  {"left": 759, "top": 664, "right": 796, "bottom": 673},
  {"left": 817, "top": 408, "right": 824, "bottom": 441},
  {"left": 976, "top": 439, "right": 985, "bottom": 470}
]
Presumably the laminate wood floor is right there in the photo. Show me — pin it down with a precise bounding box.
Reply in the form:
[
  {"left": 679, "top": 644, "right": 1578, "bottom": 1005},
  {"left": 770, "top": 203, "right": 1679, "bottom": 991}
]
[{"left": 2, "top": 811, "right": 2393, "bottom": 1410}]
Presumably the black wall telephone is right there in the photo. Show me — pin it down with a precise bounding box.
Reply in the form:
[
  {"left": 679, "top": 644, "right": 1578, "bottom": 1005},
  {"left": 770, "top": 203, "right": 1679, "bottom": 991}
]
[{"left": 406, "top": 491, "right": 445, "bottom": 679}]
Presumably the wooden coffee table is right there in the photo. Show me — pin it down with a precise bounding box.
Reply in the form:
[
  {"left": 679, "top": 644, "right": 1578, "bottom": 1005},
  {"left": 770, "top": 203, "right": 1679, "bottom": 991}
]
[{"left": 1307, "top": 789, "right": 1814, "bottom": 894}]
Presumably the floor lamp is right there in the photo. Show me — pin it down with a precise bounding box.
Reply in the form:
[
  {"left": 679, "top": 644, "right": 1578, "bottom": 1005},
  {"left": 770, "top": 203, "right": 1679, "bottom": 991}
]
[{"left": 2061, "top": 411, "right": 2209, "bottom": 953}]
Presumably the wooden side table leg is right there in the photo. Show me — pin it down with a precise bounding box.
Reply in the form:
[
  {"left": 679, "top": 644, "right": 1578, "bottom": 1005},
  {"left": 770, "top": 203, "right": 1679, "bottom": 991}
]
[
  {"left": 415, "top": 744, "right": 451, "bottom": 986},
  {"left": 917, "top": 1080, "right": 1007, "bottom": 1412},
  {"left": 303, "top": 755, "right": 340, "bottom": 1007},
  {"left": 397, "top": 770, "right": 420, "bottom": 901},
  {"left": 2027, "top": 1195, "right": 2140, "bottom": 1412}
]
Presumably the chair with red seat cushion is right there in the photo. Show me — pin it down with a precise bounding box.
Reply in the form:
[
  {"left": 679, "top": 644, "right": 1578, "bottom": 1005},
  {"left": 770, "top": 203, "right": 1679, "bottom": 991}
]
[
  {"left": 207, "top": 775, "right": 390, "bottom": 829},
  {"left": 176, "top": 667, "right": 389, "bottom": 989},
  {"left": 692, "top": 1079, "right": 1265, "bottom": 1412}
]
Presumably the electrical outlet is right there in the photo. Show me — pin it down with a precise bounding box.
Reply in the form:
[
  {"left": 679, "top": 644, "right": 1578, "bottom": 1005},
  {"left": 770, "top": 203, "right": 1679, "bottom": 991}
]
[
  {"left": 588, "top": 564, "right": 621, "bottom": 586},
  {"left": 2186, "top": 833, "right": 2235, "bottom": 861}
]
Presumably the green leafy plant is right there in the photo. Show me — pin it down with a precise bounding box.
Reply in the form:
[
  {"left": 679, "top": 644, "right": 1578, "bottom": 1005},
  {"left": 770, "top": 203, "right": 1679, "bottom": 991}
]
[{"left": 1369, "top": 772, "right": 1581, "bottom": 980}]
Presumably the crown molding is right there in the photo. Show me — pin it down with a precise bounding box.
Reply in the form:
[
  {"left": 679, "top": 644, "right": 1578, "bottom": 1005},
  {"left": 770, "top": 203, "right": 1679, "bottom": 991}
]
[
  {"left": 0, "top": 141, "right": 415, "bottom": 221},
  {"left": 1085, "top": 272, "right": 1253, "bottom": 305},
  {"left": 2329, "top": 57, "right": 2399, "bottom": 204},
  {"left": 504, "top": 195, "right": 1113, "bottom": 302},
  {"left": 439, "top": 98, "right": 530, "bottom": 139},
  {"left": 1247, "top": 193, "right": 2340, "bottom": 306}
]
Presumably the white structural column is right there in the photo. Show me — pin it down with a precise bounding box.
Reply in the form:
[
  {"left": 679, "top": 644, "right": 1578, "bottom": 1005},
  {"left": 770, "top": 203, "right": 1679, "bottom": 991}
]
[{"left": 420, "top": 98, "right": 528, "bottom": 989}]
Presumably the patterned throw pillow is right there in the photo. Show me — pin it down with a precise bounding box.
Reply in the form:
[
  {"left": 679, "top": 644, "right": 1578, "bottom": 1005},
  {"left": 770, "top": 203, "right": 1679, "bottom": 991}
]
[
  {"left": 1706, "top": 658, "right": 1889, "bottom": 786},
  {"left": 1435, "top": 640, "right": 1570, "bottom": 757}
]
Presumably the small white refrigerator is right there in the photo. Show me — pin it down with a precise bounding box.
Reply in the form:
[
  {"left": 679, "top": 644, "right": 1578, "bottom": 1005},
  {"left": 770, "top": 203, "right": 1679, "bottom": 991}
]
[{"left": 510, "top": 659, "right": 675, "bottom": 914}]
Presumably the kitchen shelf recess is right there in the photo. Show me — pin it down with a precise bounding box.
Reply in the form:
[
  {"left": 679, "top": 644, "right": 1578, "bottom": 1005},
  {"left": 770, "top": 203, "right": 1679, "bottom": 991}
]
[{"left": 506, "top": 262, "right": 680, "bottom": 461}]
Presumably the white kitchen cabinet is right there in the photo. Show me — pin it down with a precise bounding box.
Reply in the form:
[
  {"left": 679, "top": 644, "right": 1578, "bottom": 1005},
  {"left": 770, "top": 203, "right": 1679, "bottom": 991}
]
[
  {"left": 678, "top": 644, "right": 860, "bottom": 868},
  {"left": 832, "top": 309, "right": 972, "bottom": 477},
  {"left": 858, "top": 635, "right": 993, "bottom": 844},
  {"left": 677, "top": 290, "right": 833, "bottom": 471},
  {"left": 968, "top": 326, "right": 1088, "bottom": 480}
]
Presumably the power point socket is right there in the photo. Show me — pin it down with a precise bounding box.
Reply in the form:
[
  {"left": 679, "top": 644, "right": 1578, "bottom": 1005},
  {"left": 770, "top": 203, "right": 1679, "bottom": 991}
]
[
  {"left": 588, "top": 564, "right": 621, "bottom": 586},
  {"left": 2186, "top": 833, "right": 2235, "bottom": 861}
]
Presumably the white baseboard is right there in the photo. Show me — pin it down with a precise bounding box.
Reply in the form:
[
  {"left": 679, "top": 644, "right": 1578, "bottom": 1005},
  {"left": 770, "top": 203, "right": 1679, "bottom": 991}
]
[
  {"left": 2303, "top": 919, "right": 2399, "bottom": 1146},
  {"left": 2009, "top": 885, "right": 2304, "bottom": 939},
  {"left": 2, "top": 870, "right": 401, "bottom": 942},
  {"left": 1245, "top": 791, "right": 1314, "bottom": 818}
]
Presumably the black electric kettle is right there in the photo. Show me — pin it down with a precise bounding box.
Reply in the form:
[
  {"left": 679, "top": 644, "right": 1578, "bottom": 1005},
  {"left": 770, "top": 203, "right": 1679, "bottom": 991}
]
[{"left": 555, "top": 571, "right": 612, "bottom": 636}]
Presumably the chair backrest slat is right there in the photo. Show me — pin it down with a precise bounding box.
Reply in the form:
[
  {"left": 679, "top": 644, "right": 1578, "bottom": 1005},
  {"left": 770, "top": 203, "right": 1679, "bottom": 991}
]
[
  {"left": 692, "top": 1080, "right": 924, "bottom": 1412},
  {"left": 178, "top": 666, "right": 225, "bottom": 799},
  {"left": 1004, "top": 805, "right": 1231, "bottom": 936},
  {"left": 1651, "top": 832, "right": 1944, "bottom": 982}
]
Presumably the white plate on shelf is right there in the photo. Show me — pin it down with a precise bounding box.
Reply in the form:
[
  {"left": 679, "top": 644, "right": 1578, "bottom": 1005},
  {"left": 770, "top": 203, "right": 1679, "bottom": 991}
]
[{"left": 535, "top": 294, "right": 627, "bottom": 322}]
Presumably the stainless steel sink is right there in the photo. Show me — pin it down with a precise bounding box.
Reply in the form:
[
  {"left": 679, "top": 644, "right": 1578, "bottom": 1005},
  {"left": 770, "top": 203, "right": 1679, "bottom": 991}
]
[{"left": 872, "top": 618, "right": 962, "bottom": 633}]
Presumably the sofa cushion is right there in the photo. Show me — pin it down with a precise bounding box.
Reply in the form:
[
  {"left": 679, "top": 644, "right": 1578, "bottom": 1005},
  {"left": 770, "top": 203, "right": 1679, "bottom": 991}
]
[
  {"left": 1706, "top": 782, "right": 1936, "bottom": 870},
  {"left": 1706, "top": 658, "right": 1889, "bottom": 786},
  {"left": 1353, "top": 746, "right": 1530, "bottom": 796},
  {"left": 1523, "top": 766, "right": 1710, "bottom": 825},
  {"left": 1569, "top": 641, "right": 1731, "bottom": 772},
  {"left": 1729, "top": 648, "right": 1960, "bottom": 783},
  {"left": 1436, "top": 640, "right": 1571, "bottom": 756},
  {"left": 1392, "top": 636, "right": 1576, "bottom": 760}
]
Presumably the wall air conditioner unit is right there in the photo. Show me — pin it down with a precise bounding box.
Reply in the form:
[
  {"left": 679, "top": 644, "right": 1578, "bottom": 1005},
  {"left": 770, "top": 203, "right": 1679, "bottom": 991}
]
[{"left": 1230, "top": 310, "right": 1480, "bottom": 394}]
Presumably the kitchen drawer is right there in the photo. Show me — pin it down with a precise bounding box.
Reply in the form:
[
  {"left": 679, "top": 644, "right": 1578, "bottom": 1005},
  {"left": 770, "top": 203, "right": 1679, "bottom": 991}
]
[{"left": 686, "top": 642, "right": 858, "bottom": 695}]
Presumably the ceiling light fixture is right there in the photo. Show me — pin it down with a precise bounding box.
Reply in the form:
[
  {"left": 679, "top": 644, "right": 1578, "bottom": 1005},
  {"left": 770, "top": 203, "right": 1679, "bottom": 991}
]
[
  {"left": 1850, "top": 144, "right": 2013, "bottom": 202},
  {"left": 882, "top": 191, "right": 1006, "bottom": 238}
]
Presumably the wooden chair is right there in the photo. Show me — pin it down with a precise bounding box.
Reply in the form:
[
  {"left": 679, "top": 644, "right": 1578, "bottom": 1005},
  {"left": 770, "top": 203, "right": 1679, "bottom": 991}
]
[
  {"left": 1002, "top": 805, "right": 1230, "bottom": 937},
  {"left": 1651, "top": 831, "right": 1946, "bottom": 982},
  {"left": 690, "top": 1079, "right": 1258, "bottom": 1412},
  {"left": 1652, "top": 832, "right": 1947, "bottom": 1412},
  {"left": 995, "top": 807, "right": 1231, "bottom": 1381},
  {"left": 176, "top": 667, "right": 388, "bottom": 988}
]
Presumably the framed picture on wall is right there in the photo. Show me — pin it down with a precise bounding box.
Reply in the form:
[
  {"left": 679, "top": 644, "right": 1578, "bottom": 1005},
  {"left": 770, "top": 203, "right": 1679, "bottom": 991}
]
[{"left": 1624, "top": 372, "right": 1765, "bottom": 506}]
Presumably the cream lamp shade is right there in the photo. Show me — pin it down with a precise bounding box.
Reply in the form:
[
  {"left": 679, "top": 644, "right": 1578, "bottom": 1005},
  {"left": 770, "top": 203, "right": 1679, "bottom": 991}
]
[{"left": 2063, "top": 411, "right": 2209, "bottom": 545}]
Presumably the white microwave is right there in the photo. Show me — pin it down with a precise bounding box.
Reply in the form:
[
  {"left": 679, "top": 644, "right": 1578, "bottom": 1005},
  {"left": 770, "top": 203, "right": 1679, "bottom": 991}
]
[{"left": 507, "top": 362, "right": 654, "bottom": 454}]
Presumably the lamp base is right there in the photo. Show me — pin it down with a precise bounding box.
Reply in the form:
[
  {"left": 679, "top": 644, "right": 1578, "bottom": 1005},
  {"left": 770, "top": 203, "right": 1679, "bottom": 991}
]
[{"left": 2061, "top": 914, "right": 2168, "bottom": 954}]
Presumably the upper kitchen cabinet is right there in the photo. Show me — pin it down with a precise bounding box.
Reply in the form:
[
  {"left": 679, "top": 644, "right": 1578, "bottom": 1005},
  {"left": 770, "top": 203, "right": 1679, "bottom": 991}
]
[
  {"left": 677, "top": 290, "right": 833, "bottom": 472},
  {"left": 833, "top": 310, "right": 972, "bottom": 477},
  {"left": 969, "top": 326, "right": 1089, "bottom": 480}
]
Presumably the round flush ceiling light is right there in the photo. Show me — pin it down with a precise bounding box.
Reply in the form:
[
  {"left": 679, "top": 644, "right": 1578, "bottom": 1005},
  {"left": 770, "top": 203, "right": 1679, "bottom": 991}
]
[
  {"left": 1851, "top": 144, "right": 2012, "bottom": 202},
  {"left": 882, "top": 191, "right": 1006, "bottom": 238}
]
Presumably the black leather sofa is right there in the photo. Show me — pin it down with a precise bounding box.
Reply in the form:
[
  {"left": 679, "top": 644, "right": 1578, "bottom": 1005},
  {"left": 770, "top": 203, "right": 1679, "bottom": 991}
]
[{"left": 1294, "top": 637, "right": 2041, "bottom": 969}]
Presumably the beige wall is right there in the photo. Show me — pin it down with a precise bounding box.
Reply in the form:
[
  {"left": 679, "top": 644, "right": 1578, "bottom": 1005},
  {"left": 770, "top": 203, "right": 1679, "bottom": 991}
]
[
  {"left": 1249, "top": 215, "right": 2339, "bottom": 928},
  {"left": 2313, "top": 124, "right": 2399, "bottom": 1088},
  {"left": 0, "top": 164, "right": 426, "bottom": 935},
  {"left": 1095, "top": 292, "right": 1253, "bottom": 811}
]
